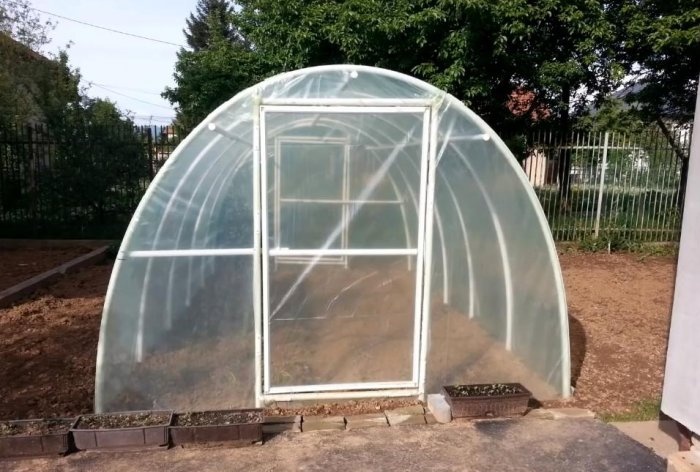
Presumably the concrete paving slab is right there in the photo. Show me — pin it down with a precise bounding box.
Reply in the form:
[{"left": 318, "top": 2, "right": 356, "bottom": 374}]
[
  {"left": 386, "top": 414, "right": 426, "bottom": 427},
  {"left": 667, "top": 451, "right": 700, "bottom": 472},
  {"left": 7, "top": 418, "right": 666, "bottom": 472},
  {"left": 345, "top": 413, "right": 388, "bottom": 430},
  {"left": 263, "top": 423, "right": 301, "bottom": 434},
  {"left": 386, "top": 405, "right": 425, "bottom": 415},
  {"left": 612, "top": 420, "right": 682, "bottom": 459},
  {"left": 301, "top": 415, "right": 345, "bottom": 432},
  {"left": 548, "top": 407, "right": 596, "bottom": 419}
]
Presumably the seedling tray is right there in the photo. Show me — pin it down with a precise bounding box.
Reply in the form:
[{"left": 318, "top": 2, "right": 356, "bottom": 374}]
[
  {"left": 0, "top": 418, "right": 75, "bottom": 458},
  {"left": 71, "top": 410, "right": 173, "bottom": 450},
  {"left": 443, "top": 383, "right": 531, "bottom": 418},
  {"left": 170, "top": 409, "right": 263, "bottom": 447}
]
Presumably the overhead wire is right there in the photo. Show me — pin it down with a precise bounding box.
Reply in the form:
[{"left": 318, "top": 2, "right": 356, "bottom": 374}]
[
  {"left": 88, "top": 82, "right": 175, "bottom": 111},
  {"left": 30, "top": 7, "right": 185, "bottom": 48}
]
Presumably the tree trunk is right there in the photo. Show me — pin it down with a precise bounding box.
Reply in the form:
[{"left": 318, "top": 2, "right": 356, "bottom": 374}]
[
  {"left": 655, "top": 117, "right": 690, "bottom": 211},
  {"left": 557, "top": 84, "right": 572, "bottom": 207}
]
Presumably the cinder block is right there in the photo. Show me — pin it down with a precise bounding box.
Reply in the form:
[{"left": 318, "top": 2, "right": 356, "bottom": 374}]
[
  {"left": 667, "top": 451, "right": 700, "bottom": 472},
  {"left": 427, "top": 393, "right": 452, "bottom": 424},
  {"left": 386, "top": 414, "right": 426, "bottom": 427},
  {"left": 346, "top": 413, "right": 388, "bottom": 430}
]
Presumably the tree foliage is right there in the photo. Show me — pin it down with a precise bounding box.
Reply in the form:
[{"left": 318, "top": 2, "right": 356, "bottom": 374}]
[
  {"left": 0, "top": 0, "right": 54, "bottom": 51},
  {"left": 624, "top": 0, "right": 699, "bottom": 123},
  {"left": 184, "top": 0, "right": 242, "bottom": 51}
]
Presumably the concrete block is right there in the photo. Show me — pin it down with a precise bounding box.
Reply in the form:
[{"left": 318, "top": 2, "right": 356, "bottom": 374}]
[
  {"left": 427, "top": 393, "right": 452, "bottom": 424},
  {"left": 547, "top": 408, "right": 596, "bottom": 420},
  {"left": 667, "top": 451, "right": 700, "bottom": 472},
  {"left": 263, "top": 422, "right": 301, "bottom": 434},
  {"left": 386, "top": 405, "right": 425, "bottom": 416},
  {"left": 386, "top": 414, "right": 426, "bottom": 427},
  {"left": 425, "top": 413, "right": 438, "bottom": 425},
  {"left": 264, "top": 415, "right": 301, "bottom": 424},
  {"left": 302, "top": 416, "right": 345, "bottom": 432},
  {"left": 525, "top": 408, "right": 555, "bottom": 420},
  {"left": 346, "top": 413, "right": 388, "bottom": 430}
]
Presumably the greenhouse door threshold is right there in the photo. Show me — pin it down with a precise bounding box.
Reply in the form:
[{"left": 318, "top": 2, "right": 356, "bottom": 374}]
[{"left": 256, "top": 100, "right": 437, "bottom": 404}]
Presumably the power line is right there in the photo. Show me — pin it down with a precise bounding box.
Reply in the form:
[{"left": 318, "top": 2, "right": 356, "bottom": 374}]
[
  {"left": 88, "top": 82, "right": 175, "bottom": 111},
  {"left": 30, "top": 7, "right": 185, "bottom": 48},
  {"left": 89, "top": 82, "right": 165, "bottom": 97}
]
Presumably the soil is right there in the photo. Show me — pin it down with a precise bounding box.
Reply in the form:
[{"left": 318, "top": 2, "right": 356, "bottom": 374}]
[
  {"left": 0, "top": 261, "right": 111, "bottom": 420},
  {"left": 444, "top": 384, "right": 525, "bottom": 398},
  {"left": 173, "top": 410, "right": 263, "bottom": 427},
  {"left": 0, "top": 247, "right": 93, "bottom": 291},
  {"left": 0, "top": 419, "right": 73, "bottom": 437},
  {"left": 76, "top": 412, "right": 169, "bottom": 430},
  {"left": 0, "top": 250, "right": 678, "bottom": 419},
  {"left": 546, "top": 251, "right": 676, "bottom": 416}
]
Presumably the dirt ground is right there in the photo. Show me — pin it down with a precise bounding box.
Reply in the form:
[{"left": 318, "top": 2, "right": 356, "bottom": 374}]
[
  {"left": 550, "top": 251, "right": 676, "bottom": 415},
  {"left": 0, "top": 250, "right": 677, "bottom": 420},
  {"left": 0, "top": 246, "right": 93, "bottom": 291}
]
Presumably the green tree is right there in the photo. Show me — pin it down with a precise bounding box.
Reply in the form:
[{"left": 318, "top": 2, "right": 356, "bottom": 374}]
[
  {"left": 0, "top": 0, "right": 54, "bottom": 51},
  {"left": 164, "top": 30, "right": 261, "bottom": 128},
  {"left": 184, "top": 0, "right": 241, "bottom": 51}
]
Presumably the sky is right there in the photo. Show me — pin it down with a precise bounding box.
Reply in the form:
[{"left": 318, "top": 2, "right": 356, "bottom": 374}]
[{"left": 31, "top": 0, "right": 198, "bottom": 125}]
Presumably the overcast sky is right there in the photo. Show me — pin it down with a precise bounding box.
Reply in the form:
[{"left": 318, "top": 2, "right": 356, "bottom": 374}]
[{"left": 32, "top": 0, "right": 197, "bottom": 125}]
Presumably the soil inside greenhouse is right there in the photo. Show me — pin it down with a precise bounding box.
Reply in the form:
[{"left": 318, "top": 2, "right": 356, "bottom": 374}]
[
  {"left": 76, "top": 412, "right": 169, "bottom": 430},
  {"left": 0, "top": 249, "right": 677, "bottom": 420},
  {"left": 0, "top": 246, "right": 94, "bottom": 291}
]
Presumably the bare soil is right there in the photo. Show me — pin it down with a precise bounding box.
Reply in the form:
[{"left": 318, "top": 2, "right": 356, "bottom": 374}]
[
  {"left": 76, "top": 412, "right": 170, "bottom": 430},
  {"left": 0, "top": 247, "right": 93, "bottom": 291},
  {"left": 0, "top": 250, "right": 677, "bottom": 420},
  {"left": 546, "top": 251, "right": 676, "bottom": 416},
  {"left": 173, "top": 410, "right": 263, "bottom": 427},
  {"left": 0, "top": 419, "right": 73, "bottom": 437}
]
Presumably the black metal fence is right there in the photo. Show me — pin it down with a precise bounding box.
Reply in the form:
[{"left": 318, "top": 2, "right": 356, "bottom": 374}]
[
  {"left": 0, "top": 124, "right": 186, "bottom": 239},
  {"left": 0, "top": 122, "right": 693, "bottom": 241}
]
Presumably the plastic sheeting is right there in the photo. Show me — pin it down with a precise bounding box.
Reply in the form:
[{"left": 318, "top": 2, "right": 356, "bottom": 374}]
[{"left": 95, "top": 65, "right": 570, "bottom": 412}]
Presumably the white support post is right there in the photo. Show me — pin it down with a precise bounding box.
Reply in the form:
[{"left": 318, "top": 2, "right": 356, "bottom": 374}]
[
  {"left": 253, "top": 95, "right": 263, "bottom": 407},
  {"left": 594, "top": 131, "right": 610, "bottom": 238}
]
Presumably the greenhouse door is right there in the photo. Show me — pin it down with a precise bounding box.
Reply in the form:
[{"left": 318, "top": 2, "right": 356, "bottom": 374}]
[{"left": 258, "top": 102, "right": 435, "bottom": 401}]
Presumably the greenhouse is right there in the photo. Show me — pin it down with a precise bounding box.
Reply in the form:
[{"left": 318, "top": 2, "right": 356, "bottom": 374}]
[{"left": 95, "top": 65, "right": 570, "bottom": 412}]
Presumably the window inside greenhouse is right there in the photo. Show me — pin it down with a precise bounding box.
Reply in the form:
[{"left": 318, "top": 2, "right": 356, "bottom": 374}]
[{"left": 95, "top": 65, "right": 570, "bottom": 412}]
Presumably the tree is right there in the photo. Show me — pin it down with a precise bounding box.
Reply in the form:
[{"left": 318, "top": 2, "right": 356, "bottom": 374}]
[
  {"left": 163, "top": 33, "right": 261, "bottom": 129},
  {"left": 184, "top": 0, "right": 241, "bottom": 51},
  {"left": 0, "top": 0, "right": 54, "bottom": 51}
]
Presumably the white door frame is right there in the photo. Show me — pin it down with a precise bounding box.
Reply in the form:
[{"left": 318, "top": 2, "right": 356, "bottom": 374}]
[{"left": 253, "top": 100, "right": 438, "bottom": 405}]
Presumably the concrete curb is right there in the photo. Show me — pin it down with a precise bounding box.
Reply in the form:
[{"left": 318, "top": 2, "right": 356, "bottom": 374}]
[{"left": 0, "top": 246, "right": 109, "bottom": 308}]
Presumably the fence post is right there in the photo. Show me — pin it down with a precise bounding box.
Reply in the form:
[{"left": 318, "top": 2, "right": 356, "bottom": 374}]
[
  {"left": 594, "top": 131, "right": 610, "bottom": 238},
  {"left": 146, "top": 127, "right": 154, "bottom": 180}
]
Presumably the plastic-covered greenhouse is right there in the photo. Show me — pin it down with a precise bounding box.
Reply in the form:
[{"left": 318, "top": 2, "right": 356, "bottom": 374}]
[{"left": 95, "top": 65, "right": 570, "bottom": 412}]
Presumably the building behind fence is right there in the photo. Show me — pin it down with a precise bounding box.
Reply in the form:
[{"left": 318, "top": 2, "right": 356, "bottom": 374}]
[{"left": 0, "top": 123, "right": 693, "bottom": 241}]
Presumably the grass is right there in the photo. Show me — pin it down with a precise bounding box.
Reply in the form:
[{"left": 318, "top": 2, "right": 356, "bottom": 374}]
[{"left": 598, "top": 398, "right": 662, "bottom": 423}]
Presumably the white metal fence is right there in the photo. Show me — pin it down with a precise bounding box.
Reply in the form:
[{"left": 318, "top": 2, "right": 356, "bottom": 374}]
[{"left": 523, "top": 126, "right": 693, "bottom": 242}]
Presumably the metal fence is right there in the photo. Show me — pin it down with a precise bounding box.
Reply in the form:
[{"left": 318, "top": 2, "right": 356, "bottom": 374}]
[
  {"left": 0, "top": 122, "right": 693, "bottom": 241},
  {"left": 523, "top": 126, "right": 692, "bottom": 242},
  {"left": 0, "top": 124, "right": 186, "bottom": 239}
]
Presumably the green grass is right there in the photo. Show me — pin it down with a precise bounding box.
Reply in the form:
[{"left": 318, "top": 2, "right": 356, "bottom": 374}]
[{"left": 598, "top": 398, "right": 662, "bottom": 423}]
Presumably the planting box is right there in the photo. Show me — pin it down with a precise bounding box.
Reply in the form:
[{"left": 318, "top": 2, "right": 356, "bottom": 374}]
[
  {"left": 71, "top": 410, "right": 173, "bottom": 451},
  {"left": 170, "top": 409, "right": 263, "bottom": 447},
  {"left": 443, "top": 383, "right": 531, "bottom": 418},
  {"left": 0, "top": 418, "right": 75, "bottom": 458}
]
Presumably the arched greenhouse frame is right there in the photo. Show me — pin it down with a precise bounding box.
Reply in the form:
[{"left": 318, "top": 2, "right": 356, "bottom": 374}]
[{"left": 95, "top": 65, "right": 570, "bottom": 412}]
